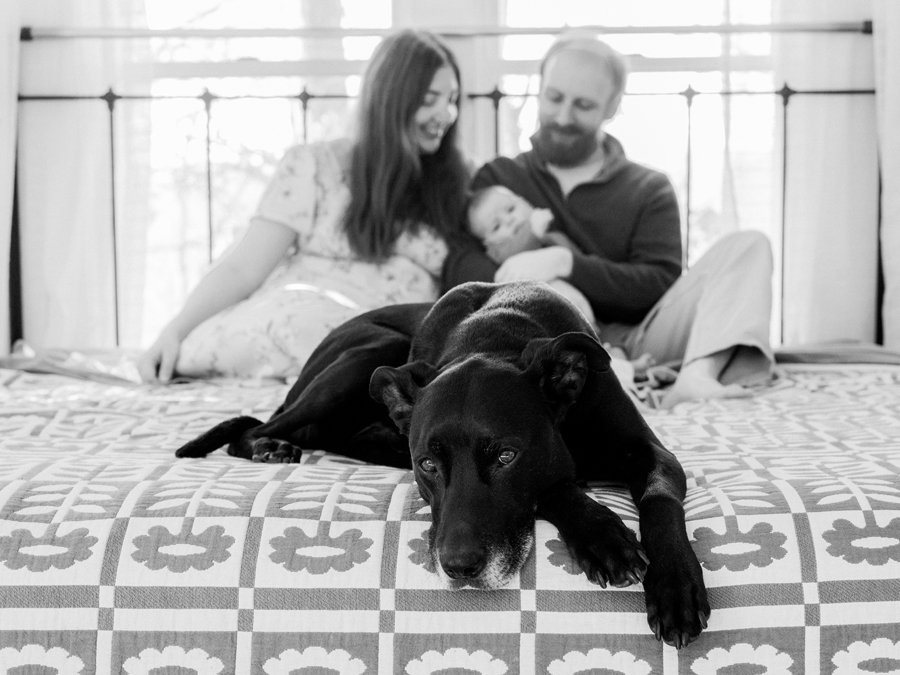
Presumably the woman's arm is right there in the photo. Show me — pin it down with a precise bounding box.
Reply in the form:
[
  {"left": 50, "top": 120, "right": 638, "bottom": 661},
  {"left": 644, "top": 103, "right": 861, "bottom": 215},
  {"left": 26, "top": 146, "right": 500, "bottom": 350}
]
[{"left": 138, "top": 218, "right": 297, "bottom": 382}]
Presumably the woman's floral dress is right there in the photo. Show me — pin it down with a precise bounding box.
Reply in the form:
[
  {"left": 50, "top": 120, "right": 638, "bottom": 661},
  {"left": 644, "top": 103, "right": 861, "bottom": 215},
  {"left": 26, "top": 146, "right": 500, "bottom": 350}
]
[{"left": 177, "top": 138, "right": 448, "bottom": 379}]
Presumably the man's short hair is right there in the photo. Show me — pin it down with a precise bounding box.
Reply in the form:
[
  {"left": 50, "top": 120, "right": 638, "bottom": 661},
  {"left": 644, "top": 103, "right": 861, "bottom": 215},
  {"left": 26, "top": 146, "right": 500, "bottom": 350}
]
[{"left": 539, "top": 30, "right": 629, "bottom": 102}]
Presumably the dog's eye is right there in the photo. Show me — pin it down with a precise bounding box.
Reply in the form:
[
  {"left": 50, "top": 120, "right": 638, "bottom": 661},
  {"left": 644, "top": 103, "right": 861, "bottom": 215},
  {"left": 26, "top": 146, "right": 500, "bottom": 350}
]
[
  {"left": 418, "top": 458, "right": 437, "bottom": 473},
  {"left": 498, "top": 450, "right": 517, "bottom": 466}
]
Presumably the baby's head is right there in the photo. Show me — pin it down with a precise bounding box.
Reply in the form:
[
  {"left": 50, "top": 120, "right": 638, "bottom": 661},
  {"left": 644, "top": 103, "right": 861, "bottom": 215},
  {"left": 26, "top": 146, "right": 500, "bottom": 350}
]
[{"left": 467, "top": 185, "right": 534, "bottom": 245}]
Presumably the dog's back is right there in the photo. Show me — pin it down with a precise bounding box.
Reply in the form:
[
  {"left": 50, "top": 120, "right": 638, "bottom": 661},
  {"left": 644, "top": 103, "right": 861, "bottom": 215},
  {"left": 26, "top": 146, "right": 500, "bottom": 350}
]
[
  {"left": 174, "top": 282, "right": 594, "bottom": 462},
  {"left": 412, "top": 281, "right": 596, "bottom": 368}
]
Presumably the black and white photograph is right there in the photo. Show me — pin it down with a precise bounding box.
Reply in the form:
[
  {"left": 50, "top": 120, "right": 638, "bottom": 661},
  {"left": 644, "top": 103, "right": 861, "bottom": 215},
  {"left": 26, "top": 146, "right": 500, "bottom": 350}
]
[{"left": 0, "top": 1, "right": 898, "bottom": 673}]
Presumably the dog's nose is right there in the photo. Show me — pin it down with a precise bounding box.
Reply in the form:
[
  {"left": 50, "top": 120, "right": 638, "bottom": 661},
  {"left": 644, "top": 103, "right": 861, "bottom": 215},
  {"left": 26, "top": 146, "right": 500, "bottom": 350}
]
[{"left": 440, "top": 546, "right": 486, "bottom": 580}]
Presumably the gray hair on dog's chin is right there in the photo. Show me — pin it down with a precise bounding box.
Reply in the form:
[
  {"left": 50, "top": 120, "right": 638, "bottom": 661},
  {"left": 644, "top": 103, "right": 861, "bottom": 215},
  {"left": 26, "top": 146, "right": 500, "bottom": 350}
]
[{"left": 432, "top": 531, "right": 535, "bottom": 591}]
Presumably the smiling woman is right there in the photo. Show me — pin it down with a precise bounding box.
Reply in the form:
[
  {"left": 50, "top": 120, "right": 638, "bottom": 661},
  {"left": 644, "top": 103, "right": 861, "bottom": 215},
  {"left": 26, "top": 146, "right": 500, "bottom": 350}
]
[
  {"left": 340, "top": 30, "right": 467, "bottom": 262},
  {"left": 411, "top": 67, "right": 460, "bottom": 155},
  {"left": 137, "top": 28, "right": 471, "bottom": 383}
]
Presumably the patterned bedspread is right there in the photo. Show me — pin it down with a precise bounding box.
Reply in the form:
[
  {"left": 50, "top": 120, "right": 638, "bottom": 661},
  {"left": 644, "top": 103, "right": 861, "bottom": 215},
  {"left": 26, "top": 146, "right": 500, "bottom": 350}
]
[{"left": 0, "top": 365, "right": 898, "bottom": 674}]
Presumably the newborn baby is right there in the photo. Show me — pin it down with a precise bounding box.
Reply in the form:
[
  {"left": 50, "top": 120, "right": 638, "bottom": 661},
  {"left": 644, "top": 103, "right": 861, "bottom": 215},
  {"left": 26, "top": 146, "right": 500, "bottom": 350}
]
[{"left": 467, "top": 185, "right": 594, "bottom": 322}]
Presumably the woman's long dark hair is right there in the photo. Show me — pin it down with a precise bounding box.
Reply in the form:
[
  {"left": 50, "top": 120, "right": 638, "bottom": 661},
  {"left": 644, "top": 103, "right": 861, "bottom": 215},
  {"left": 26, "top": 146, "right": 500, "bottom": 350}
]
[{"left": 342, "top": 30, "right": 469, "bottom": 261}]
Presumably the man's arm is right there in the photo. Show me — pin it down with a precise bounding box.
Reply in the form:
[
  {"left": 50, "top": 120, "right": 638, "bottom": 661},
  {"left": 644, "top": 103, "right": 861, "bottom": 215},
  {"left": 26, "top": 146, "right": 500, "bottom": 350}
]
[
  {"left": 443, "top": 155, "right": 683, "bottom": 327},
  {"left": 467, "top": 155, "right": 682, "bottom": 324},
  {"left": 566, "top": 178, "right": 683, "bottom": 324}
]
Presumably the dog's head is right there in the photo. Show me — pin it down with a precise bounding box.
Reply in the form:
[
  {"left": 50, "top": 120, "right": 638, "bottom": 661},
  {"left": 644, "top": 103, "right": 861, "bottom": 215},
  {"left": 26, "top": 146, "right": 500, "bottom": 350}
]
[{"left": 370, "top": 331, "right": 610, "bottom": 589}]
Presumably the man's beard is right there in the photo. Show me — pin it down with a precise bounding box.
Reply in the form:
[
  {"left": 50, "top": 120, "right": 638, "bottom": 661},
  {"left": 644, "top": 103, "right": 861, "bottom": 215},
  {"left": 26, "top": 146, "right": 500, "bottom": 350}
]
[{"left": 533, "top": 122, "right": 600, "bottom": 167}]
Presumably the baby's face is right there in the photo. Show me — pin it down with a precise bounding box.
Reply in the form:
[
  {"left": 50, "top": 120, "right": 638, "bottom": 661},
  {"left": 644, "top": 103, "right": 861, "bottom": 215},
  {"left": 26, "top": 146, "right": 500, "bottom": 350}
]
[{"left": 471, "top": 188, "right": 534, "bottom": 244}]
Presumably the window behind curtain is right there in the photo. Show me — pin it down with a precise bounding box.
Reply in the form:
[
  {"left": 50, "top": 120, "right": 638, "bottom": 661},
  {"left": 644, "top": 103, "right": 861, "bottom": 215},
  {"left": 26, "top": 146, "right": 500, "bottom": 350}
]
[
  {"left": 138, "top": 0, "right": 389, "bottom": 347},
  {"left": 136, "top": 0, "right": 781, "bottom": 346}
]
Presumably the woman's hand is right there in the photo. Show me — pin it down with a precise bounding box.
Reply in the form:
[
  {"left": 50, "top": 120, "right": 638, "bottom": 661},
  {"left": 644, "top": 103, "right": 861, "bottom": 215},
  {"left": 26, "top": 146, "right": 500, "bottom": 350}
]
[
  {"left": 137, "top": 218, "right": 297, "bottom": 384},
  {"left": 138, "top": 324, "right": 183, "bottom": 383},
  {"left": 493, "top": 246, "right": 574, "bottom": 284}
]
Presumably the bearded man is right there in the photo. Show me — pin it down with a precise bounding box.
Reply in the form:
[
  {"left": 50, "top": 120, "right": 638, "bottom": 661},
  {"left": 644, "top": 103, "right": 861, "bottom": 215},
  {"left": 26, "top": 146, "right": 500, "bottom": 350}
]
[{"left": 443, "top": 31, "right": 776, "bottom": 408}]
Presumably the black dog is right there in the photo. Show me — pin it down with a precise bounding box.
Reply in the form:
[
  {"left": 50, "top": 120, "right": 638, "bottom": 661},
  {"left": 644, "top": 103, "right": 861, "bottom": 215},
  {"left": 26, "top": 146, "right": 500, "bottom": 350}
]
[{"left": 176, "top": 281, "right": 710, "bottom": 648}]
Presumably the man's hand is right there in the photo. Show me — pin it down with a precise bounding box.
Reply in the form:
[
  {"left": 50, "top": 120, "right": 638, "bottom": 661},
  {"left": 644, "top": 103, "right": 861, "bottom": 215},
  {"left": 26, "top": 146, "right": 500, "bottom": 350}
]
[
  {"left": 485, "top": 231, "right": 529, "bottom": 265},
  {"left": 494, "top": 246, "right": 574, "bottom": 283}
]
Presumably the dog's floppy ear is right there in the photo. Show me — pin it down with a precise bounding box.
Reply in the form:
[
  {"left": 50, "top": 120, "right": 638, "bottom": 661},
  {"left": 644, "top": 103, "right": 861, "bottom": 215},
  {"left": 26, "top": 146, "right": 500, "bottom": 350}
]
[
  {"left": 521, "top": 332, "right": 611, "bottom": 420},
  {"left": 369, "top": 361, "right": 438, "bottom": 435}
]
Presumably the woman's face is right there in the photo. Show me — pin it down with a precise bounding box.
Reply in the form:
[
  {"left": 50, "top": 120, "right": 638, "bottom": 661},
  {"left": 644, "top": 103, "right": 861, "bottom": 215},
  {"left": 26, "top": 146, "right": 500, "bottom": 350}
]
[{"left": 411, "top": 65, "right": 459, "bottom": 155}]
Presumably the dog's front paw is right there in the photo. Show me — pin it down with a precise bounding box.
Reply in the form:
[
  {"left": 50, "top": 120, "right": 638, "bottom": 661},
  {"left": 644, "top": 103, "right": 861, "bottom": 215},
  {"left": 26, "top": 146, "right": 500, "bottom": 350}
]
[
  {"left": 643, "top": 558, "right": 710, "bottom": 649},
  {"left": 248, "top": 438, "right": 304, "bottom": 463},
  {"left": 564, "top": 516, "right": 649, "bottom": 589}
]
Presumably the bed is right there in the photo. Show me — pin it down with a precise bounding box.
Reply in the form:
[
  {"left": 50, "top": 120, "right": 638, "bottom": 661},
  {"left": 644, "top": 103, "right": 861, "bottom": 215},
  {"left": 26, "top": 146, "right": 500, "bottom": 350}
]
[{"left": 1, "top": 356, "right": 898, "bottom": 674}]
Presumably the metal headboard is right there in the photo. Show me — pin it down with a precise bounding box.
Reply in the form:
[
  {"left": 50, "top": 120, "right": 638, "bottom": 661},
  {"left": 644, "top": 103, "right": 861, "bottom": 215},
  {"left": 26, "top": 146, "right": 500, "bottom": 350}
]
[{"left": 11, "top": 21, "right": 876, "bottom": 346}]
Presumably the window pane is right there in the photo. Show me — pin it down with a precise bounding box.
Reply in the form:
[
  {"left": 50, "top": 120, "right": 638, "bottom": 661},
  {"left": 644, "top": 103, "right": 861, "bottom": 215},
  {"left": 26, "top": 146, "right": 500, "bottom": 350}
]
[{"left": 137, "top": 0, "right": 388, "bottom": 345}]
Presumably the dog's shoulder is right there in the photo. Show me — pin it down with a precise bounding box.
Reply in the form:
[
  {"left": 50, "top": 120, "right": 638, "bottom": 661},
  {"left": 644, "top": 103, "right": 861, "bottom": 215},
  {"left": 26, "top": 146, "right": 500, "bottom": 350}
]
[
  {"left": 467, "top": 281, "right": 595, "bottom": 337},
  {"left": 412, "top": 282, "right": 596, "bottom": 364}
]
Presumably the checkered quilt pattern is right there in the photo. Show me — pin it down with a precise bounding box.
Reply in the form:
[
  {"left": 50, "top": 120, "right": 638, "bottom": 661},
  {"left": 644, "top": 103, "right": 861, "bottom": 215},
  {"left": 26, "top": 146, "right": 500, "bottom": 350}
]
[{"left": 0, "top": 364, "right": 898, "bottom": 674}]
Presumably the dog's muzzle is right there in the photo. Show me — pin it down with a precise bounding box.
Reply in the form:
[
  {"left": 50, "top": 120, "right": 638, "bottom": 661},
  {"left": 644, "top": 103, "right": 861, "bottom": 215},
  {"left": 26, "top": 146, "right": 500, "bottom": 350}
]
[{"left": 431, "top": 528, "right": 535, "bottom": 591}]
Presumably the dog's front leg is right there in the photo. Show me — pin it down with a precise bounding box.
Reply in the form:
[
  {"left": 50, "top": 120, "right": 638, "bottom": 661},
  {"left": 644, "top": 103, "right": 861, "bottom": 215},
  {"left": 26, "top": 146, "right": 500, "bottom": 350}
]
[
  {"left": 630, "top": 446, "right": 710, "bottom": 649},
  {"left": 537, "top": 480, "right": 649, "bottom": 588}
]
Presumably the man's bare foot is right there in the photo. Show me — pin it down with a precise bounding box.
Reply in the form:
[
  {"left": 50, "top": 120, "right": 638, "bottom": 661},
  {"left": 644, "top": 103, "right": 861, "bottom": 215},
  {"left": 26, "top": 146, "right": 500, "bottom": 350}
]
[
  {"left": 623, "top": 352, "right": 653, "bottom": 379},
  {"left": 661, "top": 374, "right": 751, "bottom": 409},
  {"left": 661, "top": 350, "right": 753, "bottom": 410}
]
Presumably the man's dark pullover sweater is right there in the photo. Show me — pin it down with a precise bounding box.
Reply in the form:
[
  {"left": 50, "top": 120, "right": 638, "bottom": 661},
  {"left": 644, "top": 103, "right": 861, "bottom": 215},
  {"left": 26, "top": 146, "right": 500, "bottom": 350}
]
[{"left": 441, "top": 135, "right": 683, "bottom": 326}]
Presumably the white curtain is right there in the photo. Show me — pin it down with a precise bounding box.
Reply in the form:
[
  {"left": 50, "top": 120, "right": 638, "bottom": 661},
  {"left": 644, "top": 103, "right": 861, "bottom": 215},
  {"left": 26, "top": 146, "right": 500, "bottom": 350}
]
[
  {"left": 774, "top": 0, "right": 879, "bottom": 346},
  {"left": 874, "top": 1, "right": 900, "bottom": 349},
  {"left": 17, "top": 0, "right": 148, "bottom": 350},
  {"left": 0, "top": 2, "right": 21, "bottom": 357}
]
